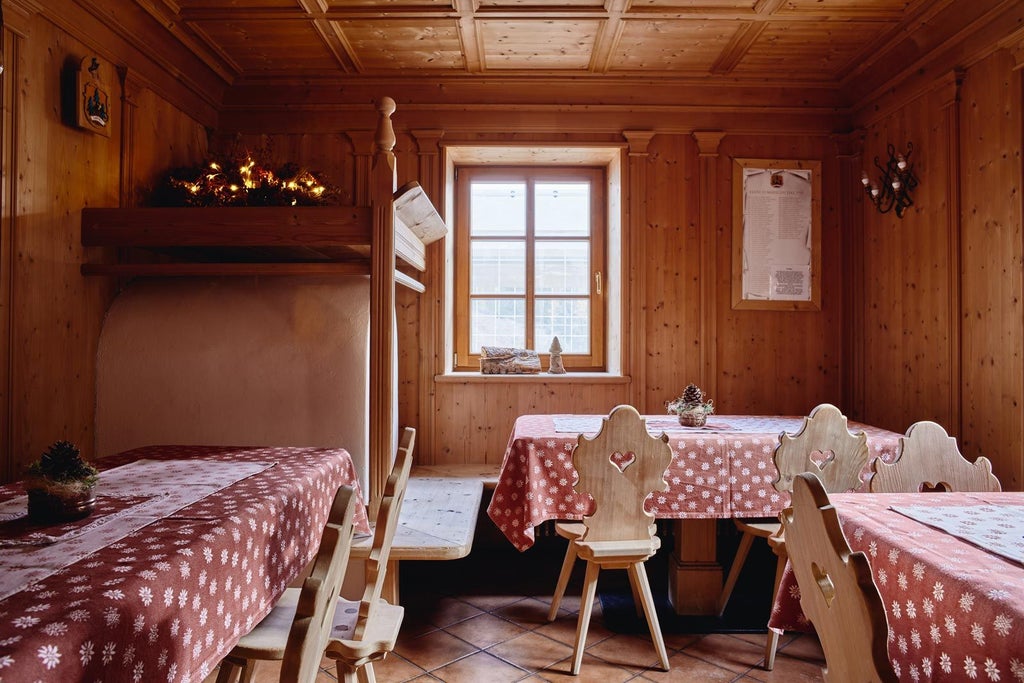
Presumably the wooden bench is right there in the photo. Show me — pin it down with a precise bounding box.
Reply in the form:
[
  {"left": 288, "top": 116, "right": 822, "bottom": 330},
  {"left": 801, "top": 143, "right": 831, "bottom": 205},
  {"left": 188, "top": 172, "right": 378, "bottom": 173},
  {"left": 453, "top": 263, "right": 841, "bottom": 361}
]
[{"left": 351, "top": 465, "right": 498, "bottom": 602}]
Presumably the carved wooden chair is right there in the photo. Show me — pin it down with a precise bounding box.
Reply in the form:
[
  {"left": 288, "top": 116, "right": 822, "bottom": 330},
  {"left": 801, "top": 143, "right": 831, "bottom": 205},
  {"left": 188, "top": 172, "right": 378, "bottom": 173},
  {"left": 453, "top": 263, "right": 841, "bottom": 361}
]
[
  {"left": 781, "top": 473, "right": 897, "bottom": 683},
  {"left": 215, "top": 484, "right": 359, "bottom": 683},
  {"left": 323, "top": 427, "right": 416, "bottom": 682},
  {"left": 214, "top": 426, "right": 415, "bottom": 683},
  {"left": 869, "top": 420, "right": 1001, "bottom": 493},
  {"left": 546, "top": 404, "right": 672, "bottom": 675},
  {"left": 716, "top": 403, "right": 869, "bottom": 670}
]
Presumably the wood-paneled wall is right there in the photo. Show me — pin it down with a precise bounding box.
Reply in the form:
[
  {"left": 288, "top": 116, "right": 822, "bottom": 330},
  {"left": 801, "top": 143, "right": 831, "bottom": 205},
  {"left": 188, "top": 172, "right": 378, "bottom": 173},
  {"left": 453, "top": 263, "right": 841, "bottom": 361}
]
[{"left": 0, "top": 7, "right": 207, "bottom": 481}]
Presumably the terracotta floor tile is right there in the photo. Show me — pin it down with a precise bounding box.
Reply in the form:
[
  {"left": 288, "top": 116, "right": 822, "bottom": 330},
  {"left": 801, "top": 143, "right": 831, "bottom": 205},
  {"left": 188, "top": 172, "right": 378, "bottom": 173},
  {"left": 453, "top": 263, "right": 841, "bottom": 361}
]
[
  {"left": 638, "top": 651, "right": 740, "bottom": 682},
  {"left": 678, "top": 633, "right": 768, "bottom": 673},
  {"left": 492, "top": 597, "right": 560, "bottom": 629},
  {"left": 584, "top": 633, "right": 666, "bottom": 672},
  {"left": 533, "top": 613, "right": 614, "bottom": 647},
  {"left": 393, "top": 629, "right": 478, "bottom": 671},
  {"left": 487, "top": 631, "right": 575, "bottom": 672},
  {"left": 421, "top": 596, "right": 485, "bottom": 628},
  {"left": 459, "top": 593, "right": 534, "bottom": 613},
  {"left": 365, "top": 653, "right": 430, "bottom": 683},
  {"left": 429, "top": 651, "right": 529, "bottom": 683},
  {"left": 743, "top": 650, "right": 825, "bottom": 682},
  {"left": 538, "top": 653, "right": 638, "bottom": 682},
  {"left": 444, "top": 612, "right": 529, "bottom": 648}
]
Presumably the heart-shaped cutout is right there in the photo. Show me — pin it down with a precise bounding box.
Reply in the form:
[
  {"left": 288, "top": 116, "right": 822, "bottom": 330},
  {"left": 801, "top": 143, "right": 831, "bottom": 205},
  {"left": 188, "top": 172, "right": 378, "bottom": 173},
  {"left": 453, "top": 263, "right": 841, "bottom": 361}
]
[
  {"left": 809, "top": 449, "right": 836, "bottom": 469},
  {"left": 609, "top": 450, "right": 636, "bottom": 473}
]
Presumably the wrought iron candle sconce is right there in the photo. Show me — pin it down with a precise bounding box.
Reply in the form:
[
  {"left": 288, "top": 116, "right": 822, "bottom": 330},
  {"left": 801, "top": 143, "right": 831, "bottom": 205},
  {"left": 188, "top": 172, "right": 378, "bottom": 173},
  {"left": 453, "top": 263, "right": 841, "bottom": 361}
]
[{"left": 860, "top": 142, "right": 918, "bottom": 218}]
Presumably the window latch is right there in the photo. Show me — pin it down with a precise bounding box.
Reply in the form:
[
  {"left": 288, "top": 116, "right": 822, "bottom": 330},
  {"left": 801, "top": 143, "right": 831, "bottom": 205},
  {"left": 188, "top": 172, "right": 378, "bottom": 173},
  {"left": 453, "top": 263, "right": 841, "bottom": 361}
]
[{"left": 595, "top": 271, "right": 602, "bottom": 296}]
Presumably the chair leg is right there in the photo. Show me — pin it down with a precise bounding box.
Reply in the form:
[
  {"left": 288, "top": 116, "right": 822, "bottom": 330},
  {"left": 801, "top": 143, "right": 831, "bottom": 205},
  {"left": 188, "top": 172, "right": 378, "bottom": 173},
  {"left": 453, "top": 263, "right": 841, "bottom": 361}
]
[
  {"left": 548, "top": 541, "right": 579, "bottom": 621},
  {"left": 628, "top": 568, "right": 643, "bottom": 618},
  {"left": 628, "top": 562, "right": 670, "bottom": 672},
  {"left": 717, "top": 530, "right": 755, "bottom": 616},
  {"left": 762, "top": 545, "right": 789, "bottom": 670},
  {"left": 358, "top": 662, "right": 376, "bottom": 683},
  {"left": 337, "top": 661, "right": 359, "bottom": 683},
  {"left": 215, "top": 661, "right": 238, "bottom": 683},
  {"left": 571, "top": 561, "right": 601, "bottom": 675}
]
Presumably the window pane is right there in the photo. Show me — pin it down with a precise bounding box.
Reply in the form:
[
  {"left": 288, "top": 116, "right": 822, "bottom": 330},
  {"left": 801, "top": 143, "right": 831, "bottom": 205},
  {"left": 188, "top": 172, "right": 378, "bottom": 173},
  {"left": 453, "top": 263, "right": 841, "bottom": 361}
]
[
  {"left": 535, "top": 299, "right": 590, "bottom": 354},
  {"left": 535, "top": 183, "right": 590, "bottom": 236},
  {"left": 471, "top": 182, "right": 526, "bottom": 236},
  {"left": 471, "top": 241, "right": 525, "bottom": 294},
  {"left": 470, "top": 299, "right": 525, "bottom": 351},
  {"left": 535, "top": 241, "right": 589, "bottom": 294}
]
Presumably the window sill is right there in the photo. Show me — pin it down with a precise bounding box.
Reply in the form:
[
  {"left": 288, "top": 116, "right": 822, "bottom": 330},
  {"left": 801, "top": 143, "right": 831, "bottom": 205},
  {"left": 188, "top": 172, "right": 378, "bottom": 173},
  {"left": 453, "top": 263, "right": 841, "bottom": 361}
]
[{"left": 435, "top": 372, "right": 630, "bottom": 384}]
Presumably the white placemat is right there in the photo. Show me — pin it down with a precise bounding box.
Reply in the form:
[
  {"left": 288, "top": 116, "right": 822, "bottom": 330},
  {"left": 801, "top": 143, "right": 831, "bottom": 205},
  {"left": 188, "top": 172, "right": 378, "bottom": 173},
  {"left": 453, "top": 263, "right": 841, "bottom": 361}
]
[
  {"left": 891, "top": 503, "right": 1024, "bottom": 566},
  {"left": 0, "top": 459, "right": 274, "bottom": 601}
]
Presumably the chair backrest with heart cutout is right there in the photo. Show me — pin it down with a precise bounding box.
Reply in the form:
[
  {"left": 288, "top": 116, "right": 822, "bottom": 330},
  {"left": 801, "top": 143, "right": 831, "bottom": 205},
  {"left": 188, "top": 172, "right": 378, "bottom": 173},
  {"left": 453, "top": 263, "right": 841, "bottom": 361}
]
[
  {"left": 772, "top": 403, "right": 869, "bottom": 495},
  {"left": 572, "top": 405, "right": 672, "bottom": 543}
]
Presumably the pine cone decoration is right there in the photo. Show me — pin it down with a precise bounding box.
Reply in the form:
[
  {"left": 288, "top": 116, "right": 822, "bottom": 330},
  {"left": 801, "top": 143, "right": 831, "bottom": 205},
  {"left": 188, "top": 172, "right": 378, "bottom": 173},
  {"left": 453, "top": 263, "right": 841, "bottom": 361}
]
[{"left": 682, "top": 383, "right": 703, "bottom": 405}]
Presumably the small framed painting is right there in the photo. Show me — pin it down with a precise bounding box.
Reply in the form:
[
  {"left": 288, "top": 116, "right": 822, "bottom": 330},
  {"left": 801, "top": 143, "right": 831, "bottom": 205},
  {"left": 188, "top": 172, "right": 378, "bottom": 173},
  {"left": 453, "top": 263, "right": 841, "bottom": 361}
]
[
  {"left": 731, "top": 158, "right": 821, "bottom": 310},
  {"left": 76, "top": 56, "right": 112, "bottom": 137}
]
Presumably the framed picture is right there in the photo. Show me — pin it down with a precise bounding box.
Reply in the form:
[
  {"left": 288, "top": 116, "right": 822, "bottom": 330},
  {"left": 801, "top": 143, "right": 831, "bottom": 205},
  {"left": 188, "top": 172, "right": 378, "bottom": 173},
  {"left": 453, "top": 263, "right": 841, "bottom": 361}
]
[{"left": 731, "top": 158, "right": 821, "bottom": 310}]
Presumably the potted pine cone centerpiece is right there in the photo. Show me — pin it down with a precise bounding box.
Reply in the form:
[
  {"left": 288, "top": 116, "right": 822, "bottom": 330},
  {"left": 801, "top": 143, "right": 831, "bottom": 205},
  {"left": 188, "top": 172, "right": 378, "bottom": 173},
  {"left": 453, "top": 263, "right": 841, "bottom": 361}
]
[
  {"left": 667, "top": 383, "right": 714, "bottom": 427},
  {"left": 23, "top": 441, "right": 99, "bottom": 523}
]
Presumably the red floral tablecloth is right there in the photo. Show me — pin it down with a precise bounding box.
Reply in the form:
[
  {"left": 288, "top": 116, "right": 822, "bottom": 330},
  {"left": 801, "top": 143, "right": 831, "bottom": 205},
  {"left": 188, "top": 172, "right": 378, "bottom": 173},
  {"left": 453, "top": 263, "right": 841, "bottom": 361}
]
[
  {"left": 769, "top": 491, "right": 1024, "bottom": 682},
  {"left": 0, "top": 445, "right": 368, "bottom": 683},
  {"left": 487, "top": 414, "right": 903, "bottom": 551}
]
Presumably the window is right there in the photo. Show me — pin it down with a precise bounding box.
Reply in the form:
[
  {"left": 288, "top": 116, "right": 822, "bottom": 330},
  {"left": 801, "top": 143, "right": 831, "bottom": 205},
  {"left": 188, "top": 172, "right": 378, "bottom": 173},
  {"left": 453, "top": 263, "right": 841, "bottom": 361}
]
[{"left": 454, "top": 166, "right": 606, "bottom": 371}]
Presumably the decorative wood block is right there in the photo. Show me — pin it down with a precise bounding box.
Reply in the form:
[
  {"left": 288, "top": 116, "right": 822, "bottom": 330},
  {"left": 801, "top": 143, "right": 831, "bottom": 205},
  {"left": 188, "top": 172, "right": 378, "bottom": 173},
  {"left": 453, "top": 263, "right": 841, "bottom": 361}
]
[
  {"left": 480, "top": 346, "right": 541, "bottom": 374},
  {"left": 76, "top": 56, "right": 112, "bottom": 137}
]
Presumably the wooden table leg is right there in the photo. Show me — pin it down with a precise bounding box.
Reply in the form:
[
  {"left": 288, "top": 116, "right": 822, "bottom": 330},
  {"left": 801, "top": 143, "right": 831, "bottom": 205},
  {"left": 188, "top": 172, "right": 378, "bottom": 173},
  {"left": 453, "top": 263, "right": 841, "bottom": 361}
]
[{"left": 668, "top": 519, "right": 722, "bottom": 615}]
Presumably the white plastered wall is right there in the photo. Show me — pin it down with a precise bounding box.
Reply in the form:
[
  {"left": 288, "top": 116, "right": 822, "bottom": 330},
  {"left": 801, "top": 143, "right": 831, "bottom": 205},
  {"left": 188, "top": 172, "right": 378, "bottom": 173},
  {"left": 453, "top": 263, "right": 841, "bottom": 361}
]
[{"left": 95, "top": 276, "right": 370, "bottom": 493}]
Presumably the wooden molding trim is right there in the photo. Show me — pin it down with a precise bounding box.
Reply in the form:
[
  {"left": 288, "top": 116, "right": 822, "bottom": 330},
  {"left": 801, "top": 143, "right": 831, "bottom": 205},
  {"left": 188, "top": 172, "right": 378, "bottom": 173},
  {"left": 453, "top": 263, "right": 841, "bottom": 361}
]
[
  {"left": 833, "top": 130, "right": 866, "bottom": 419},
  {"left": 0, "top": 30, "right": 21, "bottom": 482},
  {"left": 622, "top": 130, "right": 653, "bottom": 407},
  {"left": 693, "top": 131, "right": 723, "bottom": 400},
  {"left": 942, "top": 70, "right": 964, "bottom": 439}
]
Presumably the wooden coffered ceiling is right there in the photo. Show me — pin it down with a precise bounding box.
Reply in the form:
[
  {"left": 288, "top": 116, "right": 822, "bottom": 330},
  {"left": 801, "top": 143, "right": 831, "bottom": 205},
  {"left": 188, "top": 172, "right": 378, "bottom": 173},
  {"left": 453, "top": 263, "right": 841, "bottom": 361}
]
[{"left": 137, "top": 0, "right": 1009, "bottom": 90}]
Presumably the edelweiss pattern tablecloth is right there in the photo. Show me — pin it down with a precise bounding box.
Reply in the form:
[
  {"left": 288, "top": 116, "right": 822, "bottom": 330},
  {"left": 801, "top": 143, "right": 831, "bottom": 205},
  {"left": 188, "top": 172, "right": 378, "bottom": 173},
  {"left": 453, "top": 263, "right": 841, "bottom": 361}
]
[
  {"left": 769, "top": 491, "right": 1024, "bottom": 682},
  {"left": 487, "top": 414, "right": 903, "bottom": 551},
  {"left": 0, "top": 445, "right": 369, "bottom": 683}
]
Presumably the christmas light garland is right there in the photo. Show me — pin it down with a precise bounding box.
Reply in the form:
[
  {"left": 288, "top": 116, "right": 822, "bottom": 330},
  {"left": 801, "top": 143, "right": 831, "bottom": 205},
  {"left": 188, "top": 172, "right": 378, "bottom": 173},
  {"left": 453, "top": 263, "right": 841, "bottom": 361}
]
[{"left": 150, "top": 154, "right": 340, "bottom": 207}]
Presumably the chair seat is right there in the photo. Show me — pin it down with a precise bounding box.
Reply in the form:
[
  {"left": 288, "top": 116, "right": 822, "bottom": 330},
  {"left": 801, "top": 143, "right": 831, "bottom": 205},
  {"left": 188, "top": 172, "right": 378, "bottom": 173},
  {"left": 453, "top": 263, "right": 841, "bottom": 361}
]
[
  {"left": 326, "top": 601, "right": 405, "bottom": 664},
  {"left": 576, "top": 535, "right": 661, "bottom": 562},
  {"left": 229, "top": 590, "right": 403, "bottom": 664},
  {"left": 735, "top": 517, "right": 781, "bottom": 539}
]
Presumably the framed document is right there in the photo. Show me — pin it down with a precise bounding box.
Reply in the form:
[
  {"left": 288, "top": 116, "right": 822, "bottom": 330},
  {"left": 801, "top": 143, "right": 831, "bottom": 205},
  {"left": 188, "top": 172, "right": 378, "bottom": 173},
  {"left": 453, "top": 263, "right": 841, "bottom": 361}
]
[{"left": 732, "top": 158, "right": 821, "bottom": 310}]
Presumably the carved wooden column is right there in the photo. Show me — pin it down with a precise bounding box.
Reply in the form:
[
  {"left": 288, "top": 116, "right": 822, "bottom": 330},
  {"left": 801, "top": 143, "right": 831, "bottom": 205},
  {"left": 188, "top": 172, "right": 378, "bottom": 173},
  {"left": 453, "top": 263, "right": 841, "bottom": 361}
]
[
  {"left": 346, "top": 130, "right": 375, "bottom": 207},
  {"left": 410, "top": 129, "right": 444, "bottom": 464},
  {"left": 622, "top": 131, "right": 654, "bottom": 409},
  {"left": 368, "top": 99, "right": 398, "bottom": 507},
  {"left": 667, "top": 131, "right": 725, "bottom": 616},
  {"left": 939, "top": 69, "right": 964, "bottom": 439},
  {"left": 834, "top": 130, "right": 865, "bottom": 418}
]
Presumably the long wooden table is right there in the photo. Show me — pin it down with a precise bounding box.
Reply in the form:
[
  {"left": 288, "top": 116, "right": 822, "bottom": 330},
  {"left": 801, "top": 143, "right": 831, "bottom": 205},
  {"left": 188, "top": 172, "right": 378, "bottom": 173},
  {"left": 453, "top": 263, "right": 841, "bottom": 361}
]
[
  {"left": 0, "top": 445, "right": 368, "bottom": 683},
  {"left": 487, "top": 413, "right": 903, "bottom": 614},
  {"left": 770, "top": 491, "right": 1024, "bottom": 681}
]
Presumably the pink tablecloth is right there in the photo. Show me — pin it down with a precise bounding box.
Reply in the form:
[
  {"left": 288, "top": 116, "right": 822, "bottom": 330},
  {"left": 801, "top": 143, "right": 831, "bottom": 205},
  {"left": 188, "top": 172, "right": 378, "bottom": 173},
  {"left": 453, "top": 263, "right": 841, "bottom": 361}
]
[
  {"left": 0, "top": 445, "right": 369, "bottom": 683},
  {"left": 487, "top": 414, "right": 903, "bottom": 551},
  {"left": 770, "top": 491, "right": 1024, "bottom": 682}
]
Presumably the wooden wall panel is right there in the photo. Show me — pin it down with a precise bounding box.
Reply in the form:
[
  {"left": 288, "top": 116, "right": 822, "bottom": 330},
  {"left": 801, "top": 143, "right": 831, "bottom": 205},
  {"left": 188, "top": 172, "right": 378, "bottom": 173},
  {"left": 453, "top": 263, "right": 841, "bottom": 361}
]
[
  {"left": 0, "top": 12, "right": 209, "bottom": 482},
  {"left": 642, "top": 134, "right": 703, "bottom": 410},
  {"left": 130, "top": 88, "right": 209, "bottom": 205},
  {"left": 8, "top": 17, "right": 118, "bottom": 474},
  {"left": 715, "top": 135, "right": 842, "bottom": 417},
  {"left": 431, "top": 380, "right": 628, "bottom": 464},
  {"left": 857, "top": 88, "right": 958, "bottom": 435},
  {"left": 958, "top": 49, "right": 1023, "bottom": 489}
]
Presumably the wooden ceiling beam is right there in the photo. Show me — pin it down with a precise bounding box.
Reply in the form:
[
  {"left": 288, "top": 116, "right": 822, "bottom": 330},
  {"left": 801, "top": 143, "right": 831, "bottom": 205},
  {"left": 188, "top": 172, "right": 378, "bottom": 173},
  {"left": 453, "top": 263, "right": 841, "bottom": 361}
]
[
  {"left": 454, "top": 0, "right": 484, "bottom": 72},
  {"left": 589, "top": 0, "right": 627, "bottom": 74}
]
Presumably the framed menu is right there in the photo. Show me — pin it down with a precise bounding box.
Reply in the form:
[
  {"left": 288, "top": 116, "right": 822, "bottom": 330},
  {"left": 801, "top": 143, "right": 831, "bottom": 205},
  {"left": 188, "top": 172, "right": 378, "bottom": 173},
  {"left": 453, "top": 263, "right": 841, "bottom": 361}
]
[{"left": 731, "top": 158, "right": 821, "bottom": 310}]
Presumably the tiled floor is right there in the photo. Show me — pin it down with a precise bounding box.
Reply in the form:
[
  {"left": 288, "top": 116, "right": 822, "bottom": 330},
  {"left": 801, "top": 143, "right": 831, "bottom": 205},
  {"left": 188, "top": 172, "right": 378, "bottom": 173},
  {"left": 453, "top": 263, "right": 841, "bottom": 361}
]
[{"left": 209, "top": 532, "right": 826, "bottom": 682}]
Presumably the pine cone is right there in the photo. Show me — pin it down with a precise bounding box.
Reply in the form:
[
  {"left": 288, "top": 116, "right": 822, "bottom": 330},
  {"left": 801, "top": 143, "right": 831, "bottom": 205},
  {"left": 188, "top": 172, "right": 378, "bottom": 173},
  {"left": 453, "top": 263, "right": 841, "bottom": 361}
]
[{"left": 682, "top": 383, "right": 703, "bottom": 405}]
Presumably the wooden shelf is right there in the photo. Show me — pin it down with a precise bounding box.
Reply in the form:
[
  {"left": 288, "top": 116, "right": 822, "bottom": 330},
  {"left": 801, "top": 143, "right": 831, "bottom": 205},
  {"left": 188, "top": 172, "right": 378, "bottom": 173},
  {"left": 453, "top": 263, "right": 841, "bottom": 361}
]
[{"left": 80, "top": 199, "right": 446, "bottom": 287}]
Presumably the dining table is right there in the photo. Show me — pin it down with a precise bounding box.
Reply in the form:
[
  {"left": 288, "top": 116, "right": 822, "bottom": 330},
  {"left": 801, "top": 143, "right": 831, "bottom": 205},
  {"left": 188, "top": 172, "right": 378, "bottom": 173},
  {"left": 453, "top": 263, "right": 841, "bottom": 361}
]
[
  {"left": 0, "top": 444, "right": 369, "bottom": 683},
  {"left": 487, "top": 413, "right": 904, "bottom": 613},
  {"left": 769, "top": 490, "right": 1024, "bottom": 682}
]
